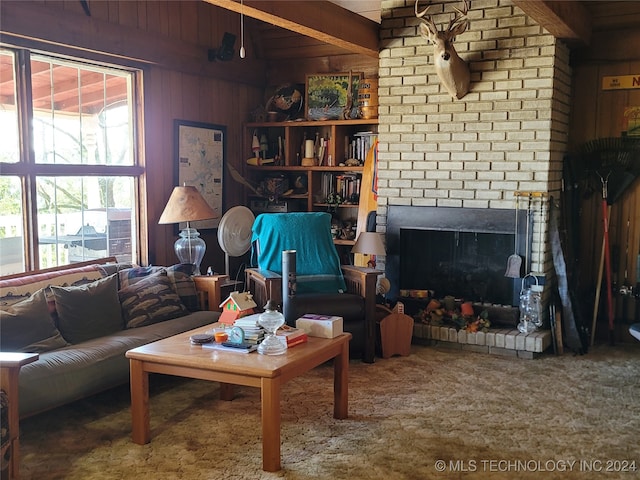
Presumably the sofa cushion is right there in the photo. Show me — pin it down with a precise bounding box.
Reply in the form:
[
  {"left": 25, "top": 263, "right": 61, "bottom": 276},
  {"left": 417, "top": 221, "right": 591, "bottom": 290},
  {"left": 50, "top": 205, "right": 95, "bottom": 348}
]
[
  {"left": 0, "top": 264, "right": 103, "bottom": 308},
  {"left": 18, "top": 310, "right": 219, "bottom": 417},
  {"left": 166, "top": 264, "right": 199, "bottom": 311},
  {"left": 118, "top": 265, "right": 199, "bottom": 312},
  {"left": 0, "top": 288, "right": 68, "bottom": 353},
  {"left": 51, "top": 274, "right": 123, "bottom": 344},
  {"left": 119, "top": 272, "right": 189, "bottom": 328}
]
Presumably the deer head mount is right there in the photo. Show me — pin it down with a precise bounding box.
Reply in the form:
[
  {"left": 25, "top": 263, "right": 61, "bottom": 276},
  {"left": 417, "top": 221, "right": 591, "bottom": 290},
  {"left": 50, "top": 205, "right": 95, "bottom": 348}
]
[{"left": 415, "top": 0, "right": 471, "bottom": 100}]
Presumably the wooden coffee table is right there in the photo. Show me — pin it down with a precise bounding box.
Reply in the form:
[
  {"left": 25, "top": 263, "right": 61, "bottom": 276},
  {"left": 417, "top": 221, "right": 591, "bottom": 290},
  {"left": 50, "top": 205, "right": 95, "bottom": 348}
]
[{"left": 125, "top": 326, "right": 351, "bottom": 472}]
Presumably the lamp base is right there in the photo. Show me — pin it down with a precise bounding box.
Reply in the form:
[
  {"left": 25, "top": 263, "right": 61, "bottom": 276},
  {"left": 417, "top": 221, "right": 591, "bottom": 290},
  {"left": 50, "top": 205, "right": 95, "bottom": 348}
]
[{"left": 175, "top": 227, "right": 206, "bottom": 275}]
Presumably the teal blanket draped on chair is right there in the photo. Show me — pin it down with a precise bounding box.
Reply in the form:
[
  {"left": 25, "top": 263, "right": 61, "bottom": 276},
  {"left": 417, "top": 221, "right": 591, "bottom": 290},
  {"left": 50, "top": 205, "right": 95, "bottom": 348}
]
[{"left": 251, "top": 212, "right": 347, "bottom": 294}]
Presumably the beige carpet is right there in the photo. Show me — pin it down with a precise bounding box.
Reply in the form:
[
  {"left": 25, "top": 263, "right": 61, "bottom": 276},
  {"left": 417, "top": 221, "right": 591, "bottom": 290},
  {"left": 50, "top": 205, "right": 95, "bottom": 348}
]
[{"left": 20, "top": 343, "right": 640, "bottom": 480}]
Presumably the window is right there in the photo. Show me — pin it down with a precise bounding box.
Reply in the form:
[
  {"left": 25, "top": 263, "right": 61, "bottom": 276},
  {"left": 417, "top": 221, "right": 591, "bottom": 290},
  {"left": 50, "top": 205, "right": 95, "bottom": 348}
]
[{"left": 0, "top": 48, "right": 143, "bottom": 275}]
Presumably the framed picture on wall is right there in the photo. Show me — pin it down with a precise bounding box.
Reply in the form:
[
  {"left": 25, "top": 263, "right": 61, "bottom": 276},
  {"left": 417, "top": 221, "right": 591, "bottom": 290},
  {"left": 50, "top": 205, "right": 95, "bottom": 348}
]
[
  {"left": 174, "top": 120, "right": 226, "bottom": 230},
  {"left": 305, "top": 72, "right": 362, "bottom": 121}
]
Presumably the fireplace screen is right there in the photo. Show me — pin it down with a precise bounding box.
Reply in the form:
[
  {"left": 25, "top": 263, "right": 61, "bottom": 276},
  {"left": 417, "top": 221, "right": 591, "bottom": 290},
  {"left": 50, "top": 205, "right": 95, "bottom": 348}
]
[{"left": 400, "top": 229, "right": 516, "bottom": 306}]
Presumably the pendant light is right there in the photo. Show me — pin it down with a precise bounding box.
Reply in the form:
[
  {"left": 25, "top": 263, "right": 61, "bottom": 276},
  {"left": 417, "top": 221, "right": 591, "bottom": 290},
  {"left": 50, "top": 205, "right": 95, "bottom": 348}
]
[{"left": 239, "top": 0, "right": 246, "bottom": 58}]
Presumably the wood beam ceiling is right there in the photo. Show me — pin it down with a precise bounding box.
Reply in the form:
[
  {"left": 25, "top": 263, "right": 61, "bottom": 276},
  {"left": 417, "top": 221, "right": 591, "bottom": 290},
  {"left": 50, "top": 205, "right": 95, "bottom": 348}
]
[
  {"left": 512, "top": 0, "right": 592, "bottom": 46},
  {"left": 202, "top": 0, "right": 380, "bottom": 58}
]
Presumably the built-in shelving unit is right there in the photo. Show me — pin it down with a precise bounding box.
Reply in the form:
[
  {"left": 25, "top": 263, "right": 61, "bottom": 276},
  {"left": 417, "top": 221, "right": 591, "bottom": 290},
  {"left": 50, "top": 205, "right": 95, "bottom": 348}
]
[{"left": 243, "top": 119, "right": 378, "bottom": 250}]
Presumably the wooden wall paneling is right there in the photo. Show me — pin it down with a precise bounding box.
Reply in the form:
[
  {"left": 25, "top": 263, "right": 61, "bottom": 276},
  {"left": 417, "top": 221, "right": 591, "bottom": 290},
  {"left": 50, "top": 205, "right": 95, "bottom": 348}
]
[
  {"left": 117, "top": 1, "right": 138, "bottom": 29},
  {"left": 596, "top": 66, "right": 629, "bottom": 138},
  {"left": 167, "top": 1, "right": 183, "bottom": 39},
  {"left": 107, "top": 0, "right": 120, "bottom": 24},
  {"left": 136, "top": 1, "right": 148, "bottom": 31},
  {"left": 146, "top": 1, "right": 171, "bottom": 37},
  {"left": 180, "top": 0, "right": 199, "bottom": 45},
  {"left": 614, "top": 187, "right": 638, "bottom": 321},
  {"left": 87, "top": 0, "right": 109, "bottom": 21},
  {"left": 181, "top": 74, "right": 201, "bottom": 118},
  {"left": 197, "top": 1, "right": 213, "bottom": 47},
  {"left": 569, "top": 64, "right": 599, "bottom": 149}
]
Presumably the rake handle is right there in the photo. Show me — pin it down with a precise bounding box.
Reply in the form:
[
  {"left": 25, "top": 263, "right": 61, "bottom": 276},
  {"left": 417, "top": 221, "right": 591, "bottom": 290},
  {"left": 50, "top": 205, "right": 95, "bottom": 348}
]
[{"left": 602, "top": 199, "right": 615, "bottom": 343}]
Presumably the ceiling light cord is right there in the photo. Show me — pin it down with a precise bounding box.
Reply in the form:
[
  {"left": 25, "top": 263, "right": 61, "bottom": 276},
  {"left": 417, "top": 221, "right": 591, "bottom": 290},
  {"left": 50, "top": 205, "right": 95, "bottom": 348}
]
[{"left": 239, "top": 0, "right": 246, "bottom": 58}]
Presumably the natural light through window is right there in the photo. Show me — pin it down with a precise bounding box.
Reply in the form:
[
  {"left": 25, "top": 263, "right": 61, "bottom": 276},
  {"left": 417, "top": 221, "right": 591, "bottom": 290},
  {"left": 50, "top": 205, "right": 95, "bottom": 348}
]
[{"left": 0, "top": 48, "right": 141, "bottom": 274}]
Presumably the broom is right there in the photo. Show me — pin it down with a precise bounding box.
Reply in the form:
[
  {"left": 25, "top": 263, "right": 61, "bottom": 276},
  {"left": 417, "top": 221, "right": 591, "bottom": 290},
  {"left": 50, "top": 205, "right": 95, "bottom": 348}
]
[{"left": 580, "top": 137, "right": 640, "bottom": 345}]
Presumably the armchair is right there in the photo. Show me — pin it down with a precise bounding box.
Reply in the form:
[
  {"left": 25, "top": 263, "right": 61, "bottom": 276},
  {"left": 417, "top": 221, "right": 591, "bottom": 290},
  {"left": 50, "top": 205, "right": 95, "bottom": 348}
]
[{"left": 245, "top": 212, "right": 380, "bottom": 363}]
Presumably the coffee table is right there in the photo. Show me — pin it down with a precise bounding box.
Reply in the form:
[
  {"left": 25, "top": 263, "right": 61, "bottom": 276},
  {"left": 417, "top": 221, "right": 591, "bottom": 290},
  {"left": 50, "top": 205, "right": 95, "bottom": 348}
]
[{"left": 125, "top": 326, "right": 351, "bottom": 472}]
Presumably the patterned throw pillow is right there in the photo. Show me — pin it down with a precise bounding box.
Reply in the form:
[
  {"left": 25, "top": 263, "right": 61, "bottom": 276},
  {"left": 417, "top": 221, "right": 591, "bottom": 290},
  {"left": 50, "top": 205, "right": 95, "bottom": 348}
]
[
  {"left": 118, "top": 271, "right": 189, "bottom": 328},
  {"left": 117, "top": 265, "right": 199, "bottom": 312},
  {"left": 0, "top": 288, "right": 68, "bottom": 353},
  {"left": 118, "top": 266, "right": 163, "bottom": 290},
  {"left": 166, "top": 264, "right": 199, "bottom": 312},
  {"left": 97, "top": 262, "right": 135, "bottom": 277}
]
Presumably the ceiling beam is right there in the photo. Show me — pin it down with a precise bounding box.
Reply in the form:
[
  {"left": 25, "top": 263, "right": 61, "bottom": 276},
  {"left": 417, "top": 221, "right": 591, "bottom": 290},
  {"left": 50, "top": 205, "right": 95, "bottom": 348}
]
[
  {"left": 202, "top": 0, "right": 380, "bottom": 58},
  {"left": 512, "top": 0, "right": 592, "bottom": 46}
]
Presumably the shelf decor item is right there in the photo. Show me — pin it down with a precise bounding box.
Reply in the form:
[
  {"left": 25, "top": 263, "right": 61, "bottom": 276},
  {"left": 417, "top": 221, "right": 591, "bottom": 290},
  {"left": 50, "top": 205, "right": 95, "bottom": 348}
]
[{"left": 305, "top": 72, "right": 362, "bottom": 121}]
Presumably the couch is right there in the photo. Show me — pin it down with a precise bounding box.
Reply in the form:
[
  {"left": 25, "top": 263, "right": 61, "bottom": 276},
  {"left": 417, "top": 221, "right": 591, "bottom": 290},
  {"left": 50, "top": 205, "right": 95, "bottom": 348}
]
[{"left": 0, "top": 258, "right": 221, "bottom": 418}]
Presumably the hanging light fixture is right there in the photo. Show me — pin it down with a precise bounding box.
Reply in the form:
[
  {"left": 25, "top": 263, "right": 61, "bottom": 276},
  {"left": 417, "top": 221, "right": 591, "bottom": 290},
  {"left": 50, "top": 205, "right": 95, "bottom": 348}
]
[{"left": 239, "top": 0, "right": 246, "bottom": 58}]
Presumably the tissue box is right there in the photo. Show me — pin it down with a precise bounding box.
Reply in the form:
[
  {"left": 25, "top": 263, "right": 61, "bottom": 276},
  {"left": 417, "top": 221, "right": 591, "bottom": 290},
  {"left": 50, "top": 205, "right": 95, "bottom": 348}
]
[{"left": 295, "top": 314, "right": 343, "bottom": 338}]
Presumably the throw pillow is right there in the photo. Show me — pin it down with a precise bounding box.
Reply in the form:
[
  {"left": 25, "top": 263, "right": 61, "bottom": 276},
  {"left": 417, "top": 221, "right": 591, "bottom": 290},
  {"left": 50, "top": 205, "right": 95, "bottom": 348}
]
[
  {"left": 51, "top": 274, "right": 123, "bottom": 344},
  {"left": 118, "top": 265, "right": 164, "bottom": 290},
  {"left": 97, "top": 262, "right": 135, "bottom": 277},
  {"left": 118, "top": 272, "right": 189, "bottom": 328},
  {"left": 0, "top": 288, "right": 68, "bottom": 353},
  {"left": 166, "top": 264, "right": 200, "bottom": 312}
]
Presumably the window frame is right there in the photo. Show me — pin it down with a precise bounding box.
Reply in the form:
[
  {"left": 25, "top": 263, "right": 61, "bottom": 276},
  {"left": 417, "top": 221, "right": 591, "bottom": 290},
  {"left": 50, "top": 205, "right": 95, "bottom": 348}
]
[{"left": 0, "top": 46, "right": 145, "bottom": 272}]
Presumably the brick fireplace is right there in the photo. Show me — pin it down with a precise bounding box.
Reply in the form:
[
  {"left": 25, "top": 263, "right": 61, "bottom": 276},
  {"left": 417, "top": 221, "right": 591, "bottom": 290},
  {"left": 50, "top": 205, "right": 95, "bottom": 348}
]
[
  {"left": 375, "top": 0, "right": 571, "bottom": 293},
  {"left": 373, "top": 0, "right": 571, "bottom": 356}
]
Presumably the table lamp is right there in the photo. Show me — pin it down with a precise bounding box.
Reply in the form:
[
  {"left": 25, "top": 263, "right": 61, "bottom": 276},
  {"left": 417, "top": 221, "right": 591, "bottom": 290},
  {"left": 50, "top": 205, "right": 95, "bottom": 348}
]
[
  {"left": 351, "top": 232, "right": 385, "bottom": 268},
  {"left": 158, "top": 185, "right": 218, "bottom": 275}
]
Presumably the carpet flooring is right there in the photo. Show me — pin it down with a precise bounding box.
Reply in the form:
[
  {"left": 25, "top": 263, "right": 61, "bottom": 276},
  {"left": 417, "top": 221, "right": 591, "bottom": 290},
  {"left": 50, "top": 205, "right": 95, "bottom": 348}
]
[{"left": 19, "top": 343, "right": 640, "bottom": 480}]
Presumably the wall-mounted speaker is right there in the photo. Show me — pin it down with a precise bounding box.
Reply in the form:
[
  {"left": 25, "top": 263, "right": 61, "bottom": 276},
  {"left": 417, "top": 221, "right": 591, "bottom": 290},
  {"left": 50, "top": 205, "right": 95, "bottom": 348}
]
[{"left": 208, "top": 32, "right": 236, "bottom": 62}]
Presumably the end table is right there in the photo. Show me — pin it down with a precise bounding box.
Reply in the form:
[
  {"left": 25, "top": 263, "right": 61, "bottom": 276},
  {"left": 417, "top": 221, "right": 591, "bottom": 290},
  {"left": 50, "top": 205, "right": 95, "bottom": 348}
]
[{"left": 1, "top": 352, "right": 38, "bottom": 480}]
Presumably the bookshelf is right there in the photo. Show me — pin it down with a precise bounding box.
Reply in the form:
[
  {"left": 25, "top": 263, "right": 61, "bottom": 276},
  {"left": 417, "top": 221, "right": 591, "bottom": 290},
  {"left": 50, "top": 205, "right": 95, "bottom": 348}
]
[{"left": 243, "top": 119, "right": 378, "bottom": 249}]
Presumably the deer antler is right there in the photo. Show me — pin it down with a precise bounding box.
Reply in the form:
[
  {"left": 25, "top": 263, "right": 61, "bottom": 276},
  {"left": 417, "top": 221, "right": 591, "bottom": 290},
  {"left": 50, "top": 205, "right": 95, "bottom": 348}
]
[
  {"left": 415, "top": 0, "right": 438, "bottom": 34},
  {"left": 446, "top": 0, "right": 469, "bottom": 35}
]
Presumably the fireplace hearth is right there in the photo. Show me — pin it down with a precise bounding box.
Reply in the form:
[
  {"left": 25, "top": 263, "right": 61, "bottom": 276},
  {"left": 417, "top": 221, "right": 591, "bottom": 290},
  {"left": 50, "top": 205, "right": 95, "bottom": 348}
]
[{"left": 385, "top": 206, "right": 532, "bottom": 307}]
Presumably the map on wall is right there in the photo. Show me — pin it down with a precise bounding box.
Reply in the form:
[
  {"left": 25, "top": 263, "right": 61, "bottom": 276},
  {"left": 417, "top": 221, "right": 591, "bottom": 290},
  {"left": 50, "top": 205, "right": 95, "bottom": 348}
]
[{"left": 175, "top": 120, "right": 225, "bottom": 230}]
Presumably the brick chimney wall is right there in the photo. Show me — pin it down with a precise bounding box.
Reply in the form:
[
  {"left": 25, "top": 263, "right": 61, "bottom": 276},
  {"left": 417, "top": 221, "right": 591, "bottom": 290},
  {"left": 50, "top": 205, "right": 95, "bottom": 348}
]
[{"left": 376, "top": 0, "right": 572, "bottom": 276}]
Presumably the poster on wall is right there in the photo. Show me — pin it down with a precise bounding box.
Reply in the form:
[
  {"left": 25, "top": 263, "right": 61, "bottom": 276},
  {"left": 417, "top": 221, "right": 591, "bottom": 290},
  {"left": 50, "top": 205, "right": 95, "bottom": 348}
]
[
  {"left": 174, "top": 120, "right": 225, "bottom": 230},
  {"left": 622, "top": 106, "right": 640, "bottom": 137}
]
